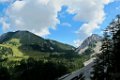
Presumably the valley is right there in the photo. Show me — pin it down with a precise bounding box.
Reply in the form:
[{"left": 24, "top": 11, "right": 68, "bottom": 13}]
[{"left": 0, "top": 31, "right": 93, "bottom": 80}]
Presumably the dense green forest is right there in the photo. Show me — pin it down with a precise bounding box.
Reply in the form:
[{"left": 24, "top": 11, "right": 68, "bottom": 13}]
[
  {"left": 2, "top": 14, "right": 120, "bottom": 80},
  {"left": 0, "top": 52, "right": 90, "bottom": 80},
  {"left": 0, "top": 30, "right": 92, "bottom": 80}
]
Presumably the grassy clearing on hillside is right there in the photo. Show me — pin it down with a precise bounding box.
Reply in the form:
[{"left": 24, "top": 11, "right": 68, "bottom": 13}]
[{"left": 0, "top": 39, "right": 29, "bottom": 61}]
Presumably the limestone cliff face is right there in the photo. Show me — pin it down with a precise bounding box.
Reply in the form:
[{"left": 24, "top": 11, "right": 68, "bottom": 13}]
[{"left": 76, "top": 34, "right": 102, "bottom": 54}]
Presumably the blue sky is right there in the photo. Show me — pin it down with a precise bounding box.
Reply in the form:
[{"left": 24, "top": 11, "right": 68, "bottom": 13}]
[{"left": 0, "top": 0, "right": 120, "bottom": 47}]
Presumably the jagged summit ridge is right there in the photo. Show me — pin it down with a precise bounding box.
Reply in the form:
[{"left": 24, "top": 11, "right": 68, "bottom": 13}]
[
  {"left": 76, "top": 34, "right": 102, "bottom": 54},
  {"left": 0, "top": 30, "right": 75, "bottom": 53}
]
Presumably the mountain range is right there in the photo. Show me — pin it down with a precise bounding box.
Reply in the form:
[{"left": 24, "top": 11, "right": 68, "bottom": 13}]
[
  {"left": 0, "top": 31, "right": 75, "bottom": 61},
  {"left": 59, "top": 34, "right": 103, "bottom": 80},
  {"left": 0, "top": 30, "right": 102, "bottom": 59},
  {"left": 0, "top": 30, "right": 102, "bottom": 80},
  {"left": 0, "top": 30, "right": 75, "bottom": 52}
]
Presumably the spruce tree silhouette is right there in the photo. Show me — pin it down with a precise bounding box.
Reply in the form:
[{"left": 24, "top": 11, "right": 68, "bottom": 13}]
[
  {"left": 13, "top": 58, "right": 68, "bottom": 80},
  {"left": 0, "top": 66, "right": 11, "bottom": 80},
  {"left": 91, "top": 15, "right": 120, "bottom": 80}
]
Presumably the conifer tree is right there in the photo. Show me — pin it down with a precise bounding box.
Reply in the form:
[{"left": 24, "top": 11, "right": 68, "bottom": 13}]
[
  {"left": 91, "top": 15, "right": 120, "bottom": 80},
  {"left": 107, "top": 15, "right": 120, "bottom": 79},
  {"left": 91, "top": 31, "right": 111, "bottom": 80}
]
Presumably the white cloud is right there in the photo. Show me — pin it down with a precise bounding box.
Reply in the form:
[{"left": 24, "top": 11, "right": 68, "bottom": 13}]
[
  {"left": 2, "top": 0, "right": 113, "bottom": 37},
  {"left": 0, "top": 0, "right": 13, "bottom": 3},
  {"left": 4, "top": 0, "right": 62, "bottom": 37},
  {"left": 1, "top": 0, "right": 116, "bottom": 46},
  {"left": 60, "top": 0, "right": 114, "bottom": 46},
  {"left": 73, "top": 39, "right": 82, "bottom": 47},
  {"left": 61, "top": 22, "right": 72, "bottom": 27},
  {"left": 63, "top": 0, "right": 112, "bottom": 38},
  {"left": 0, "top": 0, "right": 9, "bottom": 2},
  {"left": 0, "top": 17, "right": 10, "bottom": 31}
]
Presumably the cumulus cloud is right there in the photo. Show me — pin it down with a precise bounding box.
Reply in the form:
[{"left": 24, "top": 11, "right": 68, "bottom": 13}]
[
  {"left": 0, "top": 17, "right": 10, "bottom": 31},
  {"left": 60, "top": 0, "right": 114, "bottom": 46},
  {"left": 0, "top": 0, "right": 13, "bottom": 3},
  {"left": 2, "top": 0, "right": 113, "bottom": 37},
  {"left": 0, "top": 0, "right": 9, "bottom": 3},
  {"left": 63, "top": 0, "right": 113, "bottom": 39},
  {"left": 3, "top": 0, "right": 62, "bottom": 36},
  {"left": 1, "top": 0, "right": 115, "bottom": 46},
  {"left": 61, "top": 22, "right": 72, "bottom": 27},
  {"left": 73, "top": 39, "right": 82, "bottom": 47}
]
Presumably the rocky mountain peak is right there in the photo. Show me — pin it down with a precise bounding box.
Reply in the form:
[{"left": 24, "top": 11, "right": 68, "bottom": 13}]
[{"left": 76, "top": 34, "right": 102, "bottom": 54}]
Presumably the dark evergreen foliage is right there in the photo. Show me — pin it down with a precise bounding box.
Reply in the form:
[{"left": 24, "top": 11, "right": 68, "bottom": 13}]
[
  {"left": 91, "top": 15, "right": 120, "bottom": 80},
  {"left": 15, "top": 59, "right": 68, "bottom": 80},
  {"left": 0, "top": 66, "right": 11, "bottom": 80}
]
